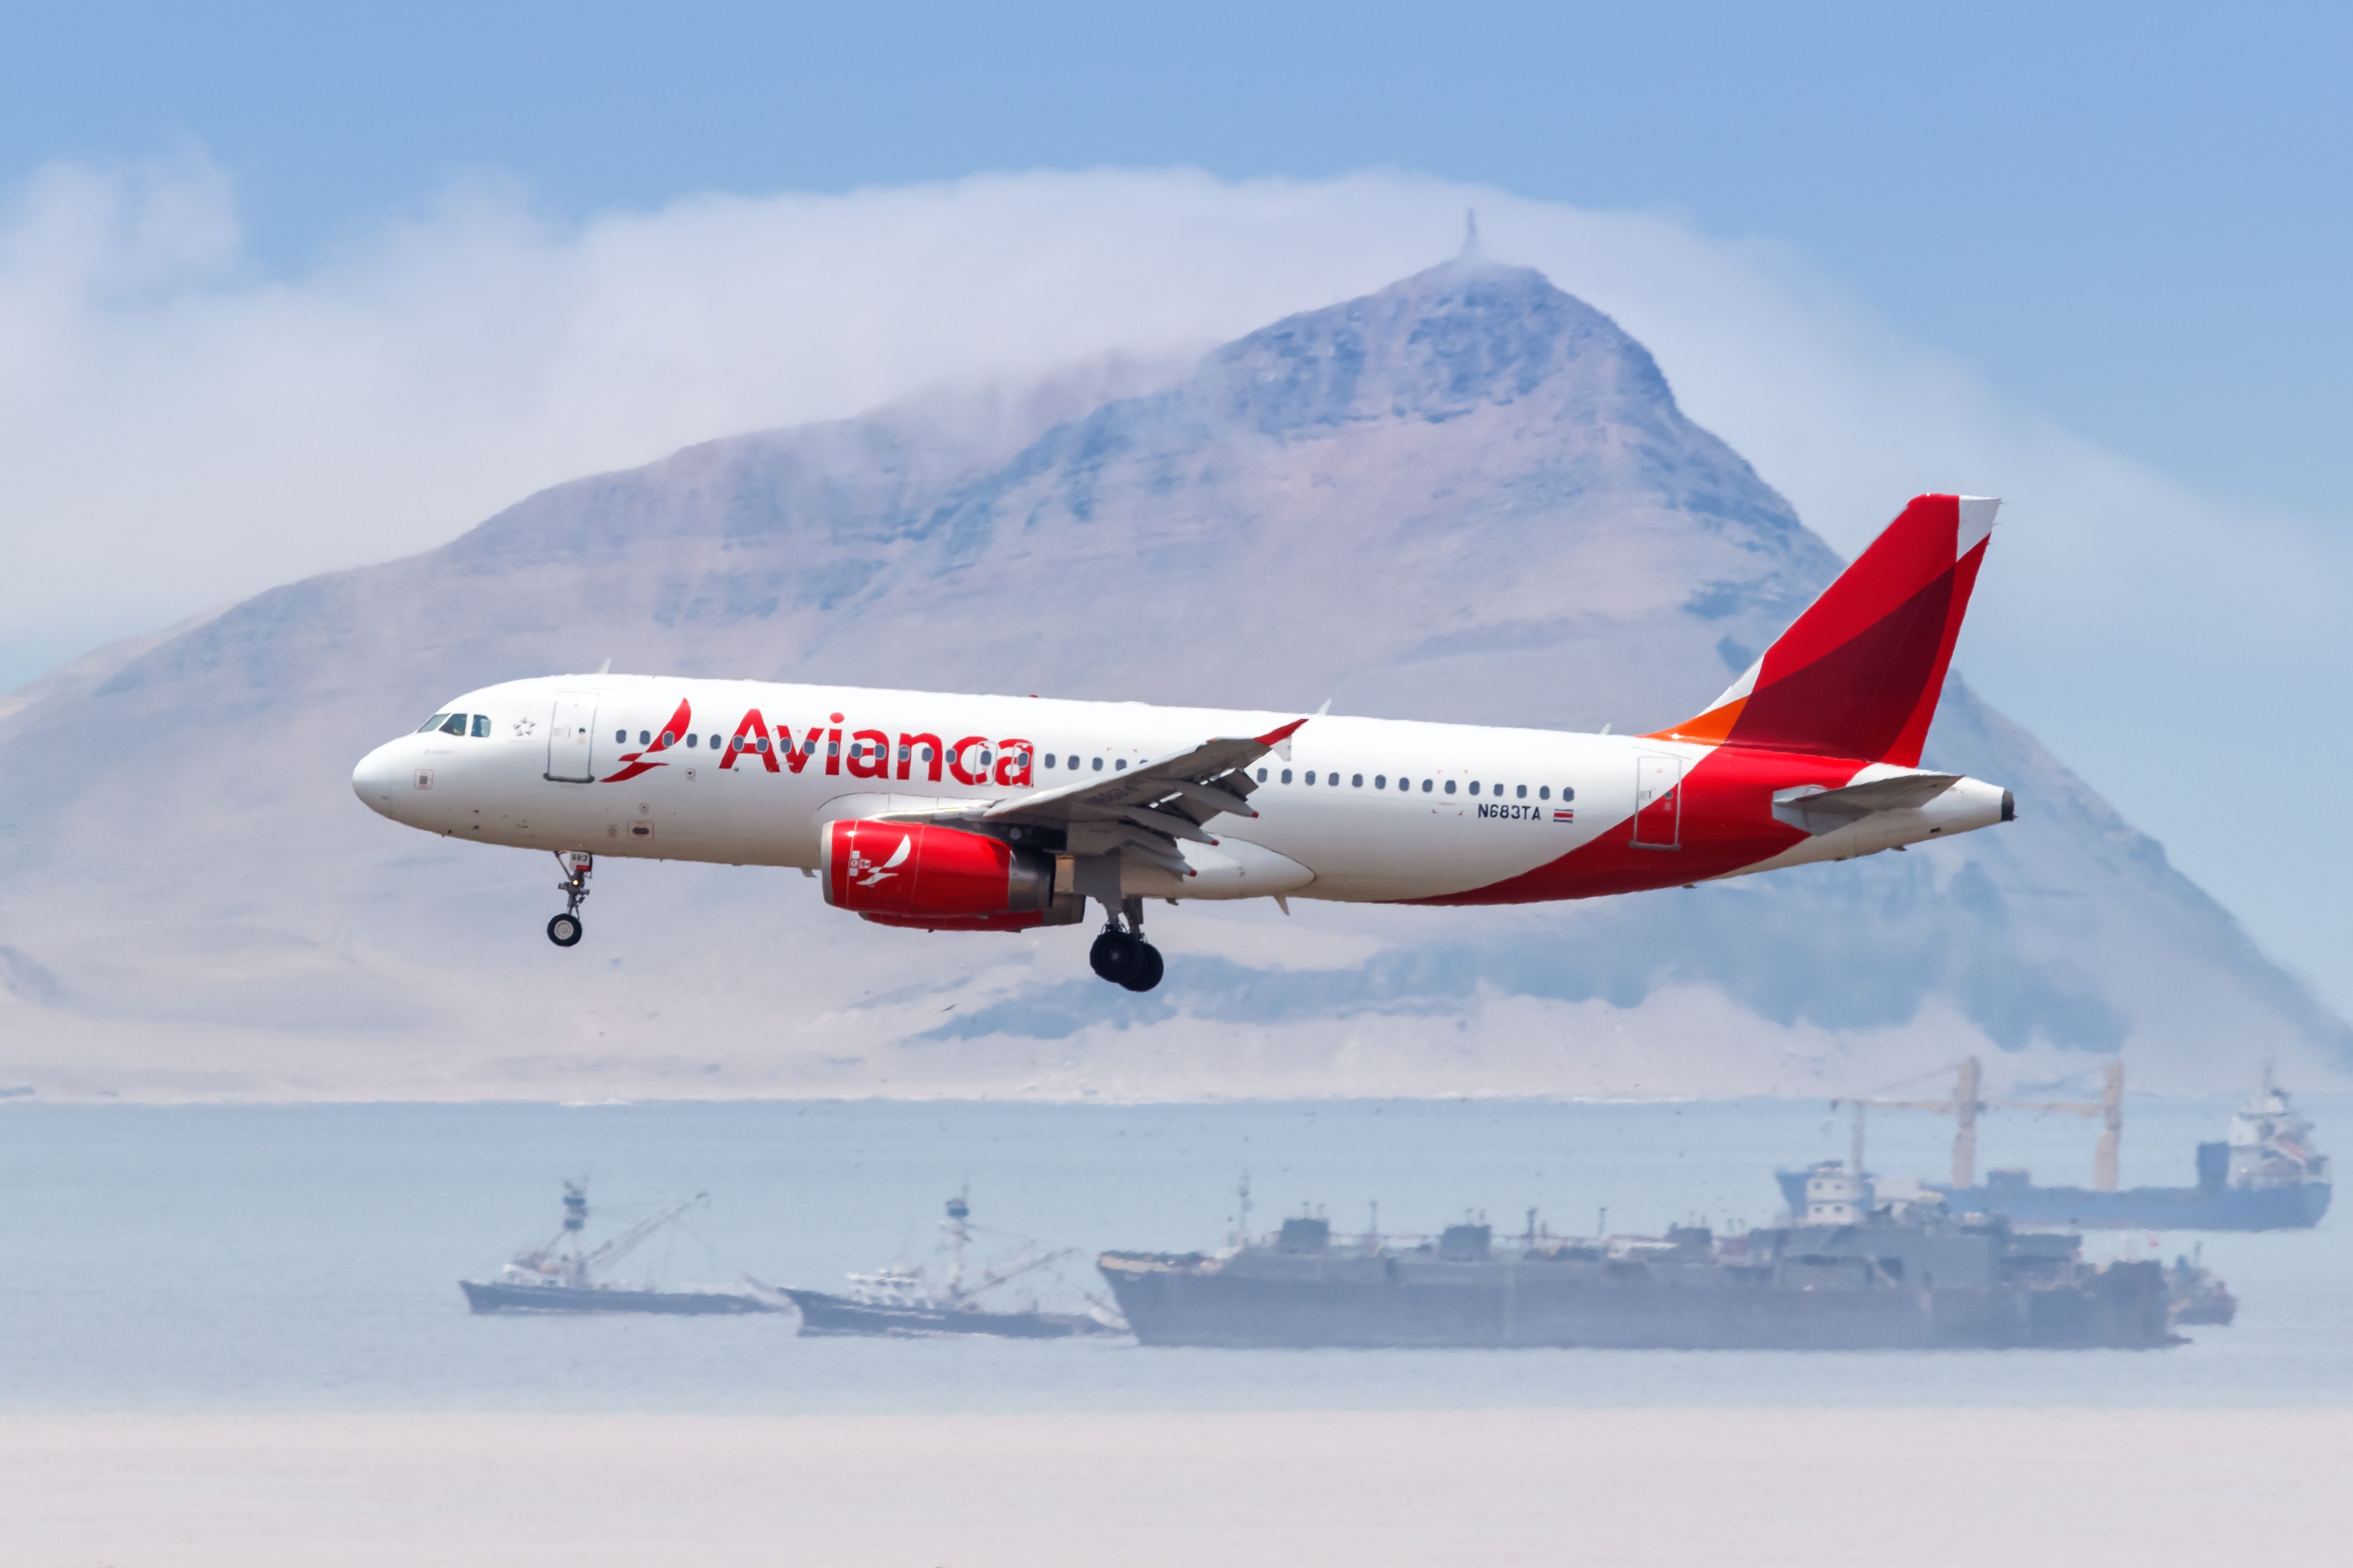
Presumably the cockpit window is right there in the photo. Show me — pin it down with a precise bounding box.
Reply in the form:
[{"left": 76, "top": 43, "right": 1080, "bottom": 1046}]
[
  {"left": 471, "top": 715, "right": 492, "bottom": 738},
  {"left": 438, "top": 714, "right": 469, "bottom": 736},
  {"left": 416, "top": 713, "right": 451, "bottom": 733}
]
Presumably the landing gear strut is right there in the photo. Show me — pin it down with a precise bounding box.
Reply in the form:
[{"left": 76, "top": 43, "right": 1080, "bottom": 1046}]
[
  {"left": 1089, "top": 895, "right": 1164, "bottom": 992},
  {"left": 547, "top": 852, "right": 591, "bottom": 948}
]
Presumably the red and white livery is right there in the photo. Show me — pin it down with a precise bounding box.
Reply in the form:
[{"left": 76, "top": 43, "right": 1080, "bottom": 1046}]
[{"left": 354, "top": 494, "right": 2015, "bottom": 992}]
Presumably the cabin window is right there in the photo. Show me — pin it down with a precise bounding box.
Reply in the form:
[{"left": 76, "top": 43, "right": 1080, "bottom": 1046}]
[
  {"left": 1468, "top": 781, "right": 1480, "bottom": 796},
  {"left": 1539, "top": 786, "right": 1549, "bottom": 800},
  {"left": 1016, "top": 751, "right": 1031, "bottom": 768},
  {"left": 1065, "top": 755, "right": 1078, "bottom": 769},
  {"left": 707, "top": 734, "right": 720, "bottom": 749},
  {"left": 757, "top": 736, "right": 771, "bottom": 753},
  {"left": 639, "top": 730, "right": 651, "bottom": 746},
  {"left": 920, "top": 745, "right": 935, "bottom": 761},
  {"left": 1444, "top": 780, "right": 1456, "bottom": 794},
  {"left": 1329, "top": 772, "right": 1340, "bottom": 786},
  {"left": 416, "top": 713, "right": 451, "bottom": 733},
  {"left": 1114, "top": 759, "right": 1126, "bottom": 770},
  {"left": 729, "top": 736, "right": 741, "bottom": 751},
  {"left": 979, "top": 749, "right": 994, "bottom": 768},
  {"left": 1092, "top": 757, "right": 1104, "bottom": 771},
  {"left": 1281, "top": 769, "right": 1293, "bottom": 784},
  {"left": 1374, "top": 774, "right": 1386, "bottom": 788},
  {"left": 1562, "top": 786, "right": 1575, "bottom": 802},
  {"left": 685, "top": 733, "right": 698, "bottom": 748},
  {"left": 1256, "top": 768, "right": 1267, "bottom": 782},
  {"left": 1304, "top": 770, "right": 1316, "bottom": 785},
  {"left": 1422, "top": 779, "right": 1433, "bottom": 792},
  {"left": 472, "top": 715, "right": 492, "bottom": 738},
  {"left": 660, "top": 731, "right": 674, "bottom": 747},
  {"left": 1352, "top": 773, "right": 1363, "bottom": 787},
  {"left": 1515, "top": 784, "right": 1525, "bottom": 799},
  {"left": 1044, "top": 753, "right": 1057, "bottom": 768}
]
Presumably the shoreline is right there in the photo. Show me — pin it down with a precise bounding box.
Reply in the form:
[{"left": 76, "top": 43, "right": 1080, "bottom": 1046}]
[{"left": 14, "top": 1408, "right": 2345, "bottom": 1565}]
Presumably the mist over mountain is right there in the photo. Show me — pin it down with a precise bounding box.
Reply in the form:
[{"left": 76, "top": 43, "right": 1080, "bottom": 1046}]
[{"left": 1, "top": 257, "right": 2341, "bottom": 1101}]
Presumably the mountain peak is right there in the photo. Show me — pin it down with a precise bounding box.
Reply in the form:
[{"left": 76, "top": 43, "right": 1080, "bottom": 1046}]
[{"left": 1208, "top": 257, "right": 1673, "bottom": 433}]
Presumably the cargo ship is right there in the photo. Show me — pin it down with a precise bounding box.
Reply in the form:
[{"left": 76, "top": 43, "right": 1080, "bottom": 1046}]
[
  {"left": 1775, "top": 1064, "right": 2330, "bottom": 1232},
  {"left": 1099, "top": 1170, "right": 2176, "bottom": 1350},
  {"left": 775, "top": 1191, "right": 1119, "bottom": 1339},
  {"left": 459, "top": 1182, "right": 777, "bottom": 1315}
]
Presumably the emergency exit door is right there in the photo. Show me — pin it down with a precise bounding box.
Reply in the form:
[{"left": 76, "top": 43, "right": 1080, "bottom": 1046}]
[
  {"left": 545, "top": 693, "right": 599, "bottom": 782},
  {"left": 1632, "top": 755, "right": 1683, "bottom": 849}
]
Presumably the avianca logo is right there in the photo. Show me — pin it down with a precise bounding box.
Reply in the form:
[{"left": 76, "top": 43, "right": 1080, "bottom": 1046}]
[
  {"left": 848, "top": 836, "right": 911, "bottom": 887},
  {"left": 599, "top": 697, "right": 694, "bottom": 785},
  {"left": 603, "top": 701, "right": 1037, "bottom": 790}
]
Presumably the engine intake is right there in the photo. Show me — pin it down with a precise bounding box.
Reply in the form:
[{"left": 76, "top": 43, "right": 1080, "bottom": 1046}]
[{"left": 821, "top": 819, "right": 1056, "bottom": 920}]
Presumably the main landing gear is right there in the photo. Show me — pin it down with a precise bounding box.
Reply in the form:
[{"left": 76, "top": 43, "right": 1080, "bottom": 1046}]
[
  {"left": 547, "top": 852, "right": 591, "bottom": 948},
  {"left": 1089, "top": 896, "right": 1164, "bottom": 992}
]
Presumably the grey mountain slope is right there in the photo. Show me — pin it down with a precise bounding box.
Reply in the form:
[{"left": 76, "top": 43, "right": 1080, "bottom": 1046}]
[{"left": 0, "top": 258, "right": 2341, "bottom": 1101}]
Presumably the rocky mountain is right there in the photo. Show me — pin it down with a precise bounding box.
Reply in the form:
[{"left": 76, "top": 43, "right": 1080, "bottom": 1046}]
[{"left": 1, "top": 257, "right": 2342, "bottom": 1101}]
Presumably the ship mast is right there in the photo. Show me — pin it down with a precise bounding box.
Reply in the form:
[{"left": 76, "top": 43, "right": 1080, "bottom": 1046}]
[
  {"left": 562, "top": 1180, "right": 588, "bottom": 1287},
  {"left": 945, "top": 1187, "right": 971, "bottom": 1299}
]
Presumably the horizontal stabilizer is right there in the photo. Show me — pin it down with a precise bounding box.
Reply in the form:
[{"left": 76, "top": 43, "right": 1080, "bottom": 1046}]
[{"left": 1772, "top": 772, "right": 1960, "bottom": 834}]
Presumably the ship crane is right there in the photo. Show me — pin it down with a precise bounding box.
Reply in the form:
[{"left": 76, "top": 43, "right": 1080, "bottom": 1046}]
[
  {"left": 1834, "top": 1058, "right": 2124, "bottom": 1191},
  {"left": 577, "top": 1191, "right": 712, "bottom": 1282}
]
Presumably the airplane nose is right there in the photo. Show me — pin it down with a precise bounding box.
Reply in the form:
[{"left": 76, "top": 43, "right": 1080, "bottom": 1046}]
[{"left": 352, "top": 741, "right": 407, "bottom": 817}]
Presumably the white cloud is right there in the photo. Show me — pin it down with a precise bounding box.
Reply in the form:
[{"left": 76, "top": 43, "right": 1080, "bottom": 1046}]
[{"left": 2, "top": 152, "right": 2345, "bottom": 1011}]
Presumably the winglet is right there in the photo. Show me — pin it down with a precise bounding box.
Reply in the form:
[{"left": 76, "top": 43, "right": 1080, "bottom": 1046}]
[{"left": 1255, "top": 717, "right": 1309, "bottom": 763}]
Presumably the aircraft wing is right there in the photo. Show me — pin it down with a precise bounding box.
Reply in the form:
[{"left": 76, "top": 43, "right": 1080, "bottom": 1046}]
[{"left": 978, "top": 719, "right": 1306, "bottom": 878}]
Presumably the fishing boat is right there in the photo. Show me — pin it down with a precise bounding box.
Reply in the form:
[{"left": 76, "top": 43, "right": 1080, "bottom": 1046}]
[
  {"left": 773, "top": 1191, "right": 1119, "bottom": 1338},
  {"left": 460, "top": 1182, "right": 778, "bottom": 1315}
]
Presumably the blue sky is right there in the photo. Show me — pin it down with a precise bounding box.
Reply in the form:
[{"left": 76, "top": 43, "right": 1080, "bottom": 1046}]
[
  {"left": 3, "top": 2, "right": 2349, "bottom": 1013},
  {"left": 6, "top": 1, "right": 2346, "bottom": 517}
]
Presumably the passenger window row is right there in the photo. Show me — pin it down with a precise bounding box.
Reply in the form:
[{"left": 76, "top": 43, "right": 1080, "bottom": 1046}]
[{"left": 1251, "top": 766, "right": 1574, "bottom": 802}]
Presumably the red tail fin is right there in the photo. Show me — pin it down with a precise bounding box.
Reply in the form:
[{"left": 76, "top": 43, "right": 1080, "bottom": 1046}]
[{"left": 1649, "top": 494, "right": 1999, "bottom": 765}]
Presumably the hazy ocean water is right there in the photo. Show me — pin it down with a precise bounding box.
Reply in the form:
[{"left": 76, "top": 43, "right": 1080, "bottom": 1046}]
[{"left": 2, "top": 1096, "right": 2346, "bottom": 1414}]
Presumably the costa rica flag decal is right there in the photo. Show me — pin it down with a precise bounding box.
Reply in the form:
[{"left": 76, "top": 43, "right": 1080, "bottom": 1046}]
[{"left": 1553, "top": 808, "right": 1575, "bottom": 822}]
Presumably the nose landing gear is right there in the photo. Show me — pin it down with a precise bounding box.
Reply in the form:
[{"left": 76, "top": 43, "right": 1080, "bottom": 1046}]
[
  {"left": 1089, "top": 896, "right": 1164, "bottom": 992},
  {"left": 547, "top": 852, "right": 591, "bottom": 948}
]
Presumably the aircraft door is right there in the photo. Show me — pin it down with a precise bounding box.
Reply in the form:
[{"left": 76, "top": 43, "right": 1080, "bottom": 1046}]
[
  {"left": 1631, "top": 754, "right": 1683, "bottom": 849},
  {"left": 545, "top": 693, "right": 599, "bottom": 783}
]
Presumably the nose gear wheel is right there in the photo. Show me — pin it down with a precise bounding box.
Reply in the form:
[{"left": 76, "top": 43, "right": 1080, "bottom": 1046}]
[{"left": 548, "top": 852, "right": 592, "bottom": 948}]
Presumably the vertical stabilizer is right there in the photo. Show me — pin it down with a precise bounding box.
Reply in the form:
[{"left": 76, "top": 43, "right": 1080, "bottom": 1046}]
[{"left": 1650, "top": 493, "right": 2000, "bottom": 765}]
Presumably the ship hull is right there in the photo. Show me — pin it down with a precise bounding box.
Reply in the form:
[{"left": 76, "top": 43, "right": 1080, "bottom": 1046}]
[
  {"left": 458, "top": 1279, "right": 779, "bottom": 1315},
  {"left": 777, "top": 1288, "right": 1109, "bottom": 1339},
  {"left": 1774, "top": 1172, "right": 2331, "bottom": 1231},
  {"left": 1098, "top": 1254, "right": 2173, "bottom": 1351}
]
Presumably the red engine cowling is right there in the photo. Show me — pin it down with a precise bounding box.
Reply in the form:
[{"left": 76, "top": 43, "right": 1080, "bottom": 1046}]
[{"left": 821, "top": 819, "right": 1055, "bottom": 922}]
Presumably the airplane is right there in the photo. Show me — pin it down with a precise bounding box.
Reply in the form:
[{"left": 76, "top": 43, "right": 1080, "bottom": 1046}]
[{"left": 353, "top": 493, "right": 2012, "bottom": 993}]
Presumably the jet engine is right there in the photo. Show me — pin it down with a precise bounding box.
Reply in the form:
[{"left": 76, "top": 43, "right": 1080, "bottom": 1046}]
[{"left": 820, "top": 819, "right": 1067, "bottom": 929}]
